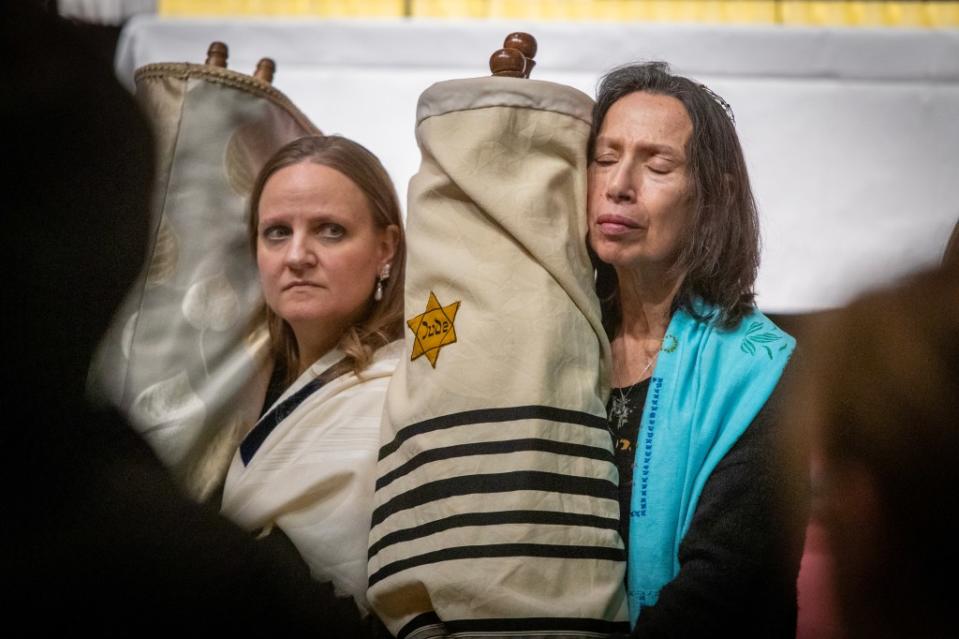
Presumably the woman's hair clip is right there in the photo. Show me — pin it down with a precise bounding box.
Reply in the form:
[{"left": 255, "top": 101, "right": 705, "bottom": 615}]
[{"left": 699, "top": 84, "right": 736, "bottom": 125}]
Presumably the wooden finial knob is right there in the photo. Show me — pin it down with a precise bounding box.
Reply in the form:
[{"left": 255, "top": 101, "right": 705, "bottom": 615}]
[
  {"left": 503, "top": 32, "right": 537, "bottom": 78},
  {"left": 254, "top": 57, "right": 276, "bottom": 84},
  {"left": 490, "top": 47, "right": 526, "bottom": 78},
  {"left": 205, "top": 41, "right": 228, "bottom": 68},
  {"left": 504, "top": 32, "right": 537, "bottom": 60}
]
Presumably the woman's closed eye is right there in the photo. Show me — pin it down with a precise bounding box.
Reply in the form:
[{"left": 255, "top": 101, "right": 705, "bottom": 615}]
[
  {"left": 593, "top": 154, "right": 618, "bottom": 167},
  {"left": 647, "top": 159, "right": 678, "bottom": 175}
]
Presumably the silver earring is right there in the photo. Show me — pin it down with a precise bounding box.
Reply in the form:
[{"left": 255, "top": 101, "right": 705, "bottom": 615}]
[{"left": 374, "top": 263, "right": 391, "bottom": 302}]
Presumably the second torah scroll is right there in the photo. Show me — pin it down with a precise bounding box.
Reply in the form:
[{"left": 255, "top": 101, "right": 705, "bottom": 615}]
[{"left": 368, "top": 69, "right": 630, "bottom": 637}]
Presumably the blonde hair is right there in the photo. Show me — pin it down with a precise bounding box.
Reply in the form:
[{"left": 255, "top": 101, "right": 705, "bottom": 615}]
[{"left": 249, "top": 135, "right": 406, "bottom": 386}]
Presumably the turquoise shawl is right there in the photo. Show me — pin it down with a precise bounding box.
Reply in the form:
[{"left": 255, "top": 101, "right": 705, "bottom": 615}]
[{"left": 626, "top": 303, "right": 796, "bottom": 625}]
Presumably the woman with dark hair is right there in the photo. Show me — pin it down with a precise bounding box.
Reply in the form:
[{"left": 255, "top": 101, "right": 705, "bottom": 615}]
[
  {"left": 220, "top": 134, "right": 405, "bottom": 613},
  {"left": 589, "top": 62, "right": 805, "bottom": 635}
]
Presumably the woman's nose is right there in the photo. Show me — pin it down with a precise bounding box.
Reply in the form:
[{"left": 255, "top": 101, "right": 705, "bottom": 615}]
[
  {"left": 284, "top": 232, "right": 317, "bottom": 269},
  {"left": 607, "top": 163, "right": 637, "bottom": 204}
]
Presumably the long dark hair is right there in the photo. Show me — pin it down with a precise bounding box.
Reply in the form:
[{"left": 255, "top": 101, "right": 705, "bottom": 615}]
[
  {"left": 248, "top": 135, "right": 406, "bottom": 386},
  {"left": 590, "top": 62, "right": 759, "bottom": 334}
]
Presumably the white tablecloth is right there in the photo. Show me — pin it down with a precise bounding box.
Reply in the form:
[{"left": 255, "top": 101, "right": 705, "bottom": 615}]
[{"left": 116, "top": 17, "right": 959, "bottom": 312}]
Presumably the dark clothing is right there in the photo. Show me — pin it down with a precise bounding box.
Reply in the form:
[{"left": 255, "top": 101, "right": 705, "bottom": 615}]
[
  {"left": 2, "top": 4, "right": 373, "bottom": 636},
  {"left": 608, "top": 378, "right": 652, "bottom": 547},
  {"left": 608, "top": 370, "right": 807, "bottom": 638},
  {"left": 9, "top": 404, "right": 367, "bottom": 636}
]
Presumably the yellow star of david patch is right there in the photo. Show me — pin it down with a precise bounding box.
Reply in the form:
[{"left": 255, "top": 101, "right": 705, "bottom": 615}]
[{"left": 407, "top": 291, "right": 460, "bottom": 368}]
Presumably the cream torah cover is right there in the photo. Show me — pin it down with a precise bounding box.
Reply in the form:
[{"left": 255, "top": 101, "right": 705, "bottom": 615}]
[
  {"left": 368, "top": 77, "right": 629, "bottom": 638},
  {"left": 90, "top": 59, "right": 318, "bottom": 497}
]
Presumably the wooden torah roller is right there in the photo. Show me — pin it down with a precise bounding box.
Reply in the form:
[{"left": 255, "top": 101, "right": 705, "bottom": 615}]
[
  {"left": 490, "top": 32, "right": 537, "bottom": 78},
  {"left": 204, "top": 41, "right": 276, "bottom": 84}
]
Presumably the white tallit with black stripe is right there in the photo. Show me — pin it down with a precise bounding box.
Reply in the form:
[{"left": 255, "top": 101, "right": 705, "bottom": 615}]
[{"left": 368, "top": 77, "right": 629, "bottom": 638}]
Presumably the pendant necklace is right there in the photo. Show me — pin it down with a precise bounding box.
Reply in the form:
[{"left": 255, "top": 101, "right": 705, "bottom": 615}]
[{"left": 608, "top": 354, "right": 657, "bottom": 431}]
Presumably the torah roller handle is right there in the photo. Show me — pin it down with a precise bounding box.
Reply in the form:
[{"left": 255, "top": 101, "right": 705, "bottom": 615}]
[
  {"left": 205, "top": 41, "right": 228, "bottom": 68},
  {"left": 489, "top": 32, "right": 537, "bottom": 78},
  {"left": 204, "top": 41, "right": 277, "bottom": 84},
  {"left": 254, "top": 58, "right": 276, "bottom": 84}
]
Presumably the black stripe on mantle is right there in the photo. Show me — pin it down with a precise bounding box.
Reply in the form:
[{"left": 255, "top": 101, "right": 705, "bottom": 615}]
[
  {"left": 396, "top": 611, "right": 630, "bottom": 639},
  {"left": 379, "top": 405, "right": 609, "bottom": 461},
  {"left": 369, "top": 542, "right": 626, "bottom": 588},
  {"left": 368, "top": 509, "right": 619, "bottom": 559},
  {"left": 371, "top": 470, "right": 617, "bottom": 527},
  {"left": 376, "top": 437, "right": 615, "bottom": 491}
]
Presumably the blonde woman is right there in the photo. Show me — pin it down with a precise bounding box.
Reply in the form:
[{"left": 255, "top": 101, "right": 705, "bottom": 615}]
[{"left": 221, "top": 135, "right": 404, "bottom": 614}]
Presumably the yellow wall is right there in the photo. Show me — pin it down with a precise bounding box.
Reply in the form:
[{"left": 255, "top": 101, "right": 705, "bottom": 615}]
[{"left": 159, "top": 0, "right": 959, "bottom": 27}]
